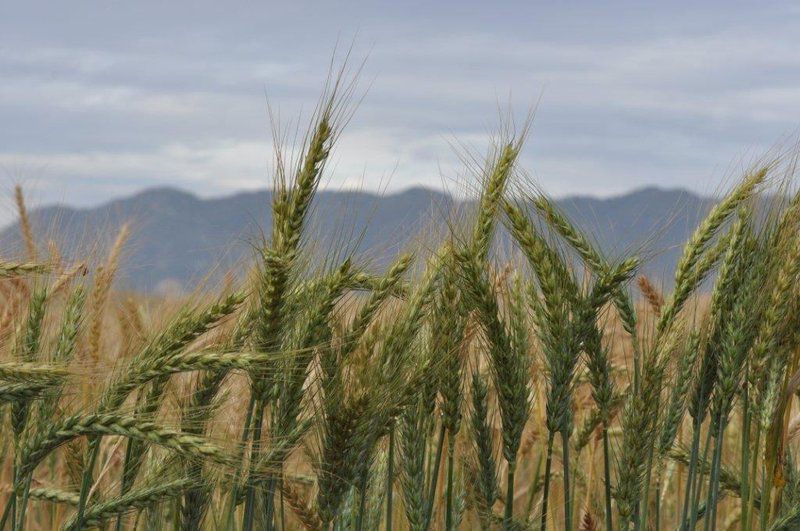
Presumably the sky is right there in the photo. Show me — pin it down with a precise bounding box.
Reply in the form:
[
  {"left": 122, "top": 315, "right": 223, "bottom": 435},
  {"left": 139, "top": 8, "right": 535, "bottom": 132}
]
[{"left": 2, "top": 1, "right": 800, "bottom": 221}]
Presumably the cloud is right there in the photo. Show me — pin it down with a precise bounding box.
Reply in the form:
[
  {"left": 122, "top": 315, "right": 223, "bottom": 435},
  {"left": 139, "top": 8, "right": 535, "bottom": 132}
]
[
  {"left": 1, "top": 1, "right": 800, "bottom": 214},
  {"left": 0, "top": 125, "right": 488, "bottom": 205}
]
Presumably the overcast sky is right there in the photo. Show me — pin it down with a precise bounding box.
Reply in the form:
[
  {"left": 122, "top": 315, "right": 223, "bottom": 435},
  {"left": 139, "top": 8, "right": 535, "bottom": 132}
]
[{"left": 2, "top": 1, "right": 800, "bottom": 219}]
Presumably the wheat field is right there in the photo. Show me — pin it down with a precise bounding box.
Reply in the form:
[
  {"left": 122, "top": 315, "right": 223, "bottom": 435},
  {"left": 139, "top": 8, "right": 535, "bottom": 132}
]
[{"left": 2, "top": 79, "right": 800, "bottom": 531}]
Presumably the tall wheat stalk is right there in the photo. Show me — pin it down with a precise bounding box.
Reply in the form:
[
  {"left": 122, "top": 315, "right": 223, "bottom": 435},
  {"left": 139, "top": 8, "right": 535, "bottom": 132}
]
[{"left": 7, "top": 77, "right": 800, "bottom": 531}]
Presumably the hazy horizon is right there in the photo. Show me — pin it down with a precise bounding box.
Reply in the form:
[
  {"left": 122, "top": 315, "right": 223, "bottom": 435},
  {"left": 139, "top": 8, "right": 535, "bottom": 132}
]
[{"left": 1, "top": 181, "right": 716, "bottom": 227}]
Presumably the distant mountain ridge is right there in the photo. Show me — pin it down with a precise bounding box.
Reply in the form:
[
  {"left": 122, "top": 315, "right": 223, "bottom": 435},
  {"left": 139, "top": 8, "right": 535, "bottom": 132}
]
[{"left": 0, "top": 185, "right": 715, "bottom": 292}]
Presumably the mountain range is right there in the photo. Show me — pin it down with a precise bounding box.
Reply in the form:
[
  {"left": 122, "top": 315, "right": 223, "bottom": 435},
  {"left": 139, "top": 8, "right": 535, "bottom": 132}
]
[{"left": 0, "top": 186, "right": 717, "bottom": 292}]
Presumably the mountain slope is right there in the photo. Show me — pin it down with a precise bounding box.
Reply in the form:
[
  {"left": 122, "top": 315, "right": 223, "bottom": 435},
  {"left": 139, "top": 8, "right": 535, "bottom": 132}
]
[{"left": 0, "top": 186, "right": 714, "bottom": 292}]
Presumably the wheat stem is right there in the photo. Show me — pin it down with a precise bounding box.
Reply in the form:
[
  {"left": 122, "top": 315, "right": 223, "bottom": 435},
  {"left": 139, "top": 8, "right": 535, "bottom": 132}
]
[
  {"left": 540, "top": 431, "right": 555, "bottom": 531},
  {"left": 386, "top": 424, "right": 395, "bottom": 531}
]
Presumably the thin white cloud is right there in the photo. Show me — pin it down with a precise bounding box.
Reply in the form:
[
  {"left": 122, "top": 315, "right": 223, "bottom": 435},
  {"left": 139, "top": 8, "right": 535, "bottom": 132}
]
[{"left": 0, "top": 78, "right": 203, "bottom": 115}]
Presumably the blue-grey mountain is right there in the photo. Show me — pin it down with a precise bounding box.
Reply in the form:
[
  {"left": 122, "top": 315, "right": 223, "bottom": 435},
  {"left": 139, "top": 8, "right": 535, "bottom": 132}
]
[{"left": 0, "top": 186, "right": 713, "bottom": 292}]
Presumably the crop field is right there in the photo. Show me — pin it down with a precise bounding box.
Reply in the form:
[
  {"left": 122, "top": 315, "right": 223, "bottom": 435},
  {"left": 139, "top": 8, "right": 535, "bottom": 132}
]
[{"left": 2, "top": 81, "right": 800, "bottom": 531}]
